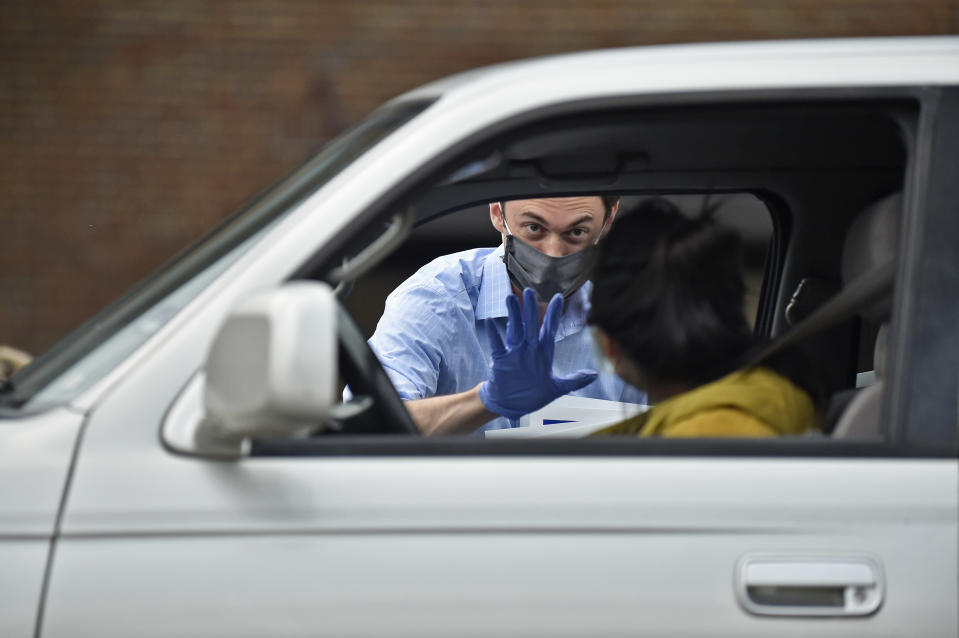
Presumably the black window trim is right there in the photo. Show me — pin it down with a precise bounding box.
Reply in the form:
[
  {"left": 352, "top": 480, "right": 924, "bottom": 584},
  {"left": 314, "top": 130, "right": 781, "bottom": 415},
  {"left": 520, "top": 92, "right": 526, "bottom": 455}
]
[
  {"left": 251, "top": 436, "right": 952, "bottom": 458},
  {"left": 886, "top": 86, "right": 959, "bottom": 457}
]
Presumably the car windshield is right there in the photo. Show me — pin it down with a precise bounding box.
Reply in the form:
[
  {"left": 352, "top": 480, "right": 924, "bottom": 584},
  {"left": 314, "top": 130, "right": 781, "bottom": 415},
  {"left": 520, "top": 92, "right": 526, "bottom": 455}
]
[{"left": 1, "top": 98, "right": 433, "bottom": 411}]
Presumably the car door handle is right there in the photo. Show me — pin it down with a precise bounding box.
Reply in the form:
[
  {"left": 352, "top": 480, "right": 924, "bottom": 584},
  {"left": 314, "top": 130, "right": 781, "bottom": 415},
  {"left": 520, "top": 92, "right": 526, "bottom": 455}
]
[{"left": 735, "top": 554, "right": 883, "bottom": 617}]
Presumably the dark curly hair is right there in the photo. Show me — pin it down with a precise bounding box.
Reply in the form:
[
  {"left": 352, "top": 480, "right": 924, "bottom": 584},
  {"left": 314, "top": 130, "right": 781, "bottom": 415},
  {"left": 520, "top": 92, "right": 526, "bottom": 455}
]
[{"left": 588, "top": 197, "right": 753, "bottom": 387}]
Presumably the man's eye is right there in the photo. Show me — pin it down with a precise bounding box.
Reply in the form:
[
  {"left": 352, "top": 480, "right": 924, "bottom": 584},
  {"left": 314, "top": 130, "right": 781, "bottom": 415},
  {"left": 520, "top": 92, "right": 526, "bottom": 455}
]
[
  {"left": 567, "top": 228, "right": 588, "bottom": 239},
  {"left": 523, "top": 223, "right": 543, "bottom": 234}
]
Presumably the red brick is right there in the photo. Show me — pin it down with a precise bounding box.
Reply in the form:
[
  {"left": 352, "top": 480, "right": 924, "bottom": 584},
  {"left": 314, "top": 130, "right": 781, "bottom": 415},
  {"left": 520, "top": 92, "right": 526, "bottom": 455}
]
[{"left": 1, "top": 0, "right": 956, "bottom": 353}]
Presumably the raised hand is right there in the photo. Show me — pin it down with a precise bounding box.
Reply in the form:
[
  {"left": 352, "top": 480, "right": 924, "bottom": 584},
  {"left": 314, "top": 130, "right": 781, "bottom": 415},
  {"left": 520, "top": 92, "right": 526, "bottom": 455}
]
[{"left": 478, "top": 288, "right": 598, "bottom": 420}]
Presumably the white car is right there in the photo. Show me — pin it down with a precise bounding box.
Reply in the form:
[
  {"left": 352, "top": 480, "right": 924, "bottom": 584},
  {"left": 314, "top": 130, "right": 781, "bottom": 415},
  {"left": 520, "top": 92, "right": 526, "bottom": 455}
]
[{"left": 2, "top": 37, "right": 958, "bottom": 637}]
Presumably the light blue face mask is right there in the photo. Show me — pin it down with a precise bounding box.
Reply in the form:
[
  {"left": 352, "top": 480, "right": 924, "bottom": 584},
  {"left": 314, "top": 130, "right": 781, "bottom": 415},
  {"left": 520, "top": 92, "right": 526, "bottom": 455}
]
[{"left": 500, "top": 211, "right": 609, "bottom": 300}]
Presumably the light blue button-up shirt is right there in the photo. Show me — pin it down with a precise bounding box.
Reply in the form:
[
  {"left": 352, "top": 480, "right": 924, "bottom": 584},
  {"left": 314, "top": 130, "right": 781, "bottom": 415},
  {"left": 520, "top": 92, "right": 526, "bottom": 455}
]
[{"left": 367, "top": 245, "right": 646, "bottom": 432}]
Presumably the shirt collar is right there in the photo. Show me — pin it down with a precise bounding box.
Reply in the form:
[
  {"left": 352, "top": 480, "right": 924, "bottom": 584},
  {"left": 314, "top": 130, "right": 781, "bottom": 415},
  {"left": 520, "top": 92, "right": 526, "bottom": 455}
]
[{"left": 476, "top": 244, "right": 509, "bottom": 320}]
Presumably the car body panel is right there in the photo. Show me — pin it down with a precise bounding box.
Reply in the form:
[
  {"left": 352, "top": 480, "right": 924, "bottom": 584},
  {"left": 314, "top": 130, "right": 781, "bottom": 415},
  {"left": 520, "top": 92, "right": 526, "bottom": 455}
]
[
  {"left": 0, "top": 409, "right": 82, "bottom": 638},
  {"left": 403, "top": 37, "right": 959, "bottom": 102},
  {"left": 0, "top": 409, "right": 81, "bottom": 535},
  {"left": 47, "top": 456, "right": 957, "bottom": 636},
  {"left": 43, "top": 529, "right": 951, "bottom": 637},
  {"left": 0, "top": 541, "right": 49, "bottom": 638}
]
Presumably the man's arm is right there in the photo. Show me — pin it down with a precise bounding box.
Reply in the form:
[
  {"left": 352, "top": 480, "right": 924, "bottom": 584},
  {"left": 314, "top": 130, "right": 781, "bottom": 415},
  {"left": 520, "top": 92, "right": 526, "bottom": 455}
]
[
  {"left": 405, "top": 383, "right": 497, "bottom": 436},
  {"left": 409, "top": 289, "right": 598, "bottom": 436}
]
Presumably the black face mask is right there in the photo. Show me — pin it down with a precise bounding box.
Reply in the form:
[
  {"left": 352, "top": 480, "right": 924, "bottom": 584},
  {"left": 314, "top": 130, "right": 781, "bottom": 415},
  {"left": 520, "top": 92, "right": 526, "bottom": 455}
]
[
  {"left": 500, "top": 212, "right": 605, "bottom": 300},
  {"left": 503, "top": 235, "right": 596, "bottom": 300}
]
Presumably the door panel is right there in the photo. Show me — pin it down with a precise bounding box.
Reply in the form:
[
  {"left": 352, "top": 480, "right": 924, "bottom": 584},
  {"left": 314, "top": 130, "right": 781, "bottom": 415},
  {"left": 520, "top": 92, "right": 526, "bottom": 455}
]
[{"left": 48, "top": 452, "right": 957, "bottom": 637}]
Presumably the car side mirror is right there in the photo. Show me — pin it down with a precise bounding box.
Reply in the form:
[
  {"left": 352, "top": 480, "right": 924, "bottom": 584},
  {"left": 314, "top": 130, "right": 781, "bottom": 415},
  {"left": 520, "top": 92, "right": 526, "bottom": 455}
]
[{"left": 163, "top": 281, "right": 338, "bottom": 459}]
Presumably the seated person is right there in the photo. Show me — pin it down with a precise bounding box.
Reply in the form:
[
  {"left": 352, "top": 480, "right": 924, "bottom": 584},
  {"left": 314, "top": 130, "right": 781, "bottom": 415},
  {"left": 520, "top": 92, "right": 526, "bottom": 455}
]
[
  {"left": 367, "top": 196, "right": 646, "bottom": 435},
  {"left": 587, "top": 198, "right": 823, "bottom": 437}
]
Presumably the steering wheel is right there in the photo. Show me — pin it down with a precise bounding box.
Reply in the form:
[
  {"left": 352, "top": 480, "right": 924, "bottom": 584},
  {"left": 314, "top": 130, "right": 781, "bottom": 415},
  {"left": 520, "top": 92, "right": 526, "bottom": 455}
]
[{"left": 334, "top": 304, "right": 420, "bottom": 435}]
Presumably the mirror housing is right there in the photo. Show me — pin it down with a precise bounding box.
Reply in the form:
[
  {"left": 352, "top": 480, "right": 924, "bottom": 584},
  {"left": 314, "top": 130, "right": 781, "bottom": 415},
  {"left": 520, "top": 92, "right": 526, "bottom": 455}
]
[{"left": 194, "top": 281, "right": 338, "bottom": 457}]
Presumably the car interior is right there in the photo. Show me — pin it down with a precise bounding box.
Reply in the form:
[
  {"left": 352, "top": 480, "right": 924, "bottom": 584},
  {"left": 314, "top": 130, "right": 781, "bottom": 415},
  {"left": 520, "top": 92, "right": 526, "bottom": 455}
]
[{"left": 276, "top": 95, "right": 917, "bottom": 449}]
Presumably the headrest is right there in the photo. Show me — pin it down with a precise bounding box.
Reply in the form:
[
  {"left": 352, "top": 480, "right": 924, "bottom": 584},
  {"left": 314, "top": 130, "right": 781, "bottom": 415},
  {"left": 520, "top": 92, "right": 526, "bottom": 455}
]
[
  {"left": 841, "top": 192, "right": 901, "bottom": 321},
  {"left": 842, "top": 192, "right": 901, "bottom": 284}
]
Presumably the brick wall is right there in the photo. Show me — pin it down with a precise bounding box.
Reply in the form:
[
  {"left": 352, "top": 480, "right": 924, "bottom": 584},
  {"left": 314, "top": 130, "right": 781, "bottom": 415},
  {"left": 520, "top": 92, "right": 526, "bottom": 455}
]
[{"left": 2, "top": 0, "right": 957, "bottom": 355}]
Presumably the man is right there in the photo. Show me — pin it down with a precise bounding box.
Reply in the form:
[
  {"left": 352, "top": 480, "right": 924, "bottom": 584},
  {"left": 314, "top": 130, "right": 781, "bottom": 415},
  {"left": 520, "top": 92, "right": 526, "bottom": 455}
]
[{"left": 368, "top": 196, "right": 646, "bottom": 435}]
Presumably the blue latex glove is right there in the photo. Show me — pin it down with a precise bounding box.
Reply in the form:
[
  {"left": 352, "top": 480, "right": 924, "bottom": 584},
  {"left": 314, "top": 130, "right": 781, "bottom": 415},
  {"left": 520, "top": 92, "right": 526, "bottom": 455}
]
[{"left": 478, "top": 288, "right": 598, "bottom": 420}]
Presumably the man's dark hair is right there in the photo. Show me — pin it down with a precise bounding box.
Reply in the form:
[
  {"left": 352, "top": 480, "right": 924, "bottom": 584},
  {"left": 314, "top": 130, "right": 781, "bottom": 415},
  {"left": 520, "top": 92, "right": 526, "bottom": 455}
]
[
  {"left": 589, "top": 197, "right": 752, "bottom": 387},
  {"left": 600, "top": 195, "right": 619, "bottom": 218},
  {"left": 500, "top": 196, "right": 620, "bottom": 219}
]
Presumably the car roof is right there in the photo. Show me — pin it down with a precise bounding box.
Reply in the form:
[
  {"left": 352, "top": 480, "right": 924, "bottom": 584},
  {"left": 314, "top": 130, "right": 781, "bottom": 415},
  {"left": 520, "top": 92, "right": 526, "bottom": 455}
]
[{"left": 396, "top": 36, "right": 959, "bottom": 105}]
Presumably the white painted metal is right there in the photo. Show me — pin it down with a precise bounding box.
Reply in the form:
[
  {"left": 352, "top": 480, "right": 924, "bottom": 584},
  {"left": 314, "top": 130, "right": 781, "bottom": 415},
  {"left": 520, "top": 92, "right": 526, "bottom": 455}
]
[
  {"left": 0, "top": 542, "right": 49, "bottom": 638},
  {"left": 43, "top": 461, "right": 957, "bottom": 636},
  {"left": 0, "top": 409, "right": 83, "bottom": 638},
  {"left": 0, "top": 409, "right": 82, "bottom": 536},
  {"left": 35, "top": 532, "right": 934, "bottom": 638},
  {"left": 198, "top": 281, "right": 338, "bottom": 456},
  {"left": 162, "top": 371, "right": 219, "bottom": 456},
  {"left": 403, "top": 37, "right": 959, "bottom": 101}
]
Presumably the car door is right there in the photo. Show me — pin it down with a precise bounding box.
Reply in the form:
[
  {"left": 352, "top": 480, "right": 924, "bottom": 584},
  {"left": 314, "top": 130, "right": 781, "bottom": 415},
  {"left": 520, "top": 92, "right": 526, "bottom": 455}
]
[
  {"left": 38, "top": 85, "right": 959, "bottom": 637},
  {"left": 39, "top": 379, "right": 958, "bottom": 636}
]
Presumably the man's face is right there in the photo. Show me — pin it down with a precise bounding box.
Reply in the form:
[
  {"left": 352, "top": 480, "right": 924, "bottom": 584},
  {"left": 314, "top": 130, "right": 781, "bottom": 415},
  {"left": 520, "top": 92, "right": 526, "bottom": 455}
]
[{"left": 489, "top": 196, "right": 615, "bottom": 257}]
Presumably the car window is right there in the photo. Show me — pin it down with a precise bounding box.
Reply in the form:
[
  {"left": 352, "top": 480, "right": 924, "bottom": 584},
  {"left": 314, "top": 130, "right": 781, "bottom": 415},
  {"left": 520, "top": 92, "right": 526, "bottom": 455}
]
[
  {"left": 287, "top": 94, "right": 929, "bottom": 454},
  {"left": 347, "top": 193, "right": 774, "bottom": 338}
]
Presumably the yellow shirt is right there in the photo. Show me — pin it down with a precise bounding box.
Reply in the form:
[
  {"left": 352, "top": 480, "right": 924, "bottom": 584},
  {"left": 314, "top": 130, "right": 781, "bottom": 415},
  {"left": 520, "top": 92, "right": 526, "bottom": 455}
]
[{"left": 591, "top": 366, "right": 821, "bottom": 438}]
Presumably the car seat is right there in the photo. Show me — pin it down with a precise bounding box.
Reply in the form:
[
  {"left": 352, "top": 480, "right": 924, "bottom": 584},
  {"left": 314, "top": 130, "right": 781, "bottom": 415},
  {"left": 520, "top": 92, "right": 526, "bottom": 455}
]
[{"left": 831, "top": 192, "right": 901, "bottom": 439}]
